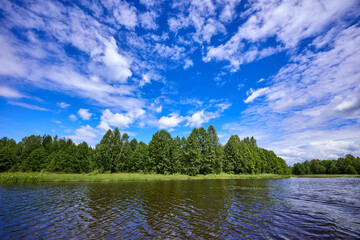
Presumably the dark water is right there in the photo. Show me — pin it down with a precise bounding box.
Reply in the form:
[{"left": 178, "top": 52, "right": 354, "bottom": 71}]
[{"left": 1, "top": 178, "right": 359, "bottom": 239}]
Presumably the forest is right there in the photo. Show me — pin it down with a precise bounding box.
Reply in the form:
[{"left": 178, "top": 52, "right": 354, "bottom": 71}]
[
  {"left": 292, "top": 155, "right": 360, "bottom": 175},
  {"left": 0, "top": 125, "right": 291, "bottom": 176}
]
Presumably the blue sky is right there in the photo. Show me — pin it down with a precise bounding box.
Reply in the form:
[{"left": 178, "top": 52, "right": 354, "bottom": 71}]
[{"left": 0, "top": 0, "right": 359, "bottom": 165}]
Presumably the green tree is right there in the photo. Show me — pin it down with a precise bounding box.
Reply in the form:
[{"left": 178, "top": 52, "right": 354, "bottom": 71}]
[
  {"left": 224, "top": 135, "right": 241, "bottom": 174},
  {"left": 77, "top": 142, "right": 91, "bottom": 173},
  {"left": 184, "top": 128, "right": 202, "bottom": 176},
  {"left": 208, "top": 125, "right": 223, "bottom": 173},
  {"left": 0, "top": 145, "right": 19, "bottom": 172},
  {"left": 132, "top": 142, "right": 149, "bottom": 172},
  {"left": 22, "top": 147, "right": 47, "bottom": 172},
  {"left": 148, "top": 130, "right": 172, "bottom": 174}
]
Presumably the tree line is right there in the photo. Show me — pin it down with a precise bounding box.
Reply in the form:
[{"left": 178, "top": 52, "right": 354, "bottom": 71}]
[
  {"left": 0, "top": 125, "right": 291, "bottom": 175},
  {"left": 292, "top": 155, "right": 360, "bottom": 175}
]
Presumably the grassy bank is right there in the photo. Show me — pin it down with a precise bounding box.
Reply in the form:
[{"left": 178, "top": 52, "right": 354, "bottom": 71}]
[
  {"left": 293, "top": 174, "right": 360, "bottom": 178},
  {"left": 0, "top": 172, "right": 289, "bottom": 183}
]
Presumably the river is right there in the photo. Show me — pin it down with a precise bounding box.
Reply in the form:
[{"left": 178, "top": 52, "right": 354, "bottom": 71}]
[{"left": 1, "top": 178, "right": 359, "bottom": 239}]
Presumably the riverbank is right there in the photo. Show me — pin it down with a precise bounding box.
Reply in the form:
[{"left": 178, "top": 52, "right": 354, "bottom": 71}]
[{"left": 0, "top": 172, "right": 290, "bottom": 183}]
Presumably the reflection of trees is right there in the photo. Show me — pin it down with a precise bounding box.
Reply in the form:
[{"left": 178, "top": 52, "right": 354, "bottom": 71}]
[
  {"left": 83, "top": 179, "right": 273, "bottom": 239},
  {"left": 140, "top": 179, "right": 232, "bottom": 239},
  {"left": 85, "top": 182, "right": 147, "bottom": 238}
]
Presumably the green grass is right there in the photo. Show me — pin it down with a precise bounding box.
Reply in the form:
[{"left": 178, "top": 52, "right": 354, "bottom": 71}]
[
  {"left": 292, "top": 174, "right": 360, "bottom": 178},
  {"left": 0, "top": 172, "right": 289, "bottom": 183}
]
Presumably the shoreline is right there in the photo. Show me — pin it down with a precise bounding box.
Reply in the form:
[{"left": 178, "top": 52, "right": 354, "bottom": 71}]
[
  {"left": 1, "top": 173, "right": 359, "bottom": 183},
  {"left": 0, "top": 172, "right": 288, "bottom": 183}
]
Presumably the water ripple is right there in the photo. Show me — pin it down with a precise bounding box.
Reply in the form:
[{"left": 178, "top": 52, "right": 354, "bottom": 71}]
[{"left": 1, "top": 178, "right": 360, "bottom": 239}]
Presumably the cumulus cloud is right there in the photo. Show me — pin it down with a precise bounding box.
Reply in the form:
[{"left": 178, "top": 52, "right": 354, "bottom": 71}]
[
  {"left": 97, "top": 108, "right": 145, "bottom": 130},
  {"left": 185, "top": 101, "right": 231, "bottom": 127},
  {"left": 67, "top": 125, "right": 98, "bottom": 144},
  {"left": 185, "top": 110, "right": 211, "bottom": 128},
  {"left": 99, "top": 37, "right": 132, "bottom": 83},
  {"left": 158, "top": 113, "right": 184, "bottom": 129},
  {"left": 78, "top": 108, "right": 92, "bottom": 120}
]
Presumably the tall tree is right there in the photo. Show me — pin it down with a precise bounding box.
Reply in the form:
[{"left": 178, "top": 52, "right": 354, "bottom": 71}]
[{"left": 148, "top": 130, "right": 172, "bottom": 174}]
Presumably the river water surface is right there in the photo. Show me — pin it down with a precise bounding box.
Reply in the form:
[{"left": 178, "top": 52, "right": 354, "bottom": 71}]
[{"left": 1, "top": 178, "right": 359, "bottom": 239}]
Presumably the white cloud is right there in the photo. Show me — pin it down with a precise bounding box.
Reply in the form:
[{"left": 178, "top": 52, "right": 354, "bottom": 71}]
[
  {"left": 178, "top": 99, "right": 232, "bottom": 128},
  {"left": 67, "top": 124, "right": 98, "bottom": 144},
  {"left": 185, "top": 111, "right": 209, "bottom": 128},
  {"left": 69, "top": 114, "right": 78, "bottom": 121},
  {"left": 219, "top": 0, "right": 241, "bottom": 23},
  {"left": 0, "top": 35, "right": 26, "bottom": 77},
  {"left": 225, "top": 24, "right": 360, "bottom": 164},
  {"left": 158, "top": 113, "right": 184, "bottom": 129},
  {"left": 113, "top": 2, "right": 138, "bottom": 29},
  {"left": 185, "top": 110, "right": 223, "bottom": 128},
  {"left": 7, "top": 100, "right": 49, "bottom": 111},
  {"left": 0, "top": 86, "right": 24, "bottom": 99},
  {"left": 78, "top": 108, "right": 92, "bottom": 120},
  {"left": 155, "top": 105, "right": 162, "bottom": 113},
  {"left": 237, "top": 83, "right": 245, "bottom": 91},
  {"left": 269, "top": 127, "right": 360, "bottom": 166},
  {"left": 184, "top": 59, "right": 194, "bottom": 69},
  {"left": 169, "top": 0, "right": 229, "bottom": 44},
  {"left": 244, "top": 87, "right": 269, "bottom": 103},
  {"left": 0, "top": 1, "right": 144, "bottom": 111},
  {"left": 139, "top": 11, "right": 158, "bottom": 30},
  {"left": 257, "top": 78, "right": 265, "bottom": 83},
  {"left": 186, "top": 103, "right": 231, "bottom": 127},
  {"left": 140, "top": 74, "right": 151, "bottom": 87},
  {"left": 100, "top": 37, "right": 132, "bottom": 83},
  {"left": 97, "top": 108, "right": 145, "bottom": 130},
  {"left": 153, "top": 44, "right": 186, "bottom": 61},
  {"left": 57, "top": 102, "right": 70, "bottom": 108},
  {"left": 140, "top": 0, "right": 161, "bottom": 8},
  {"left": 204, "top": 0, "right": 359, "bottom": 70},
  {"left": 334, "top": 96, "right": 360, "bottom": 112}
]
